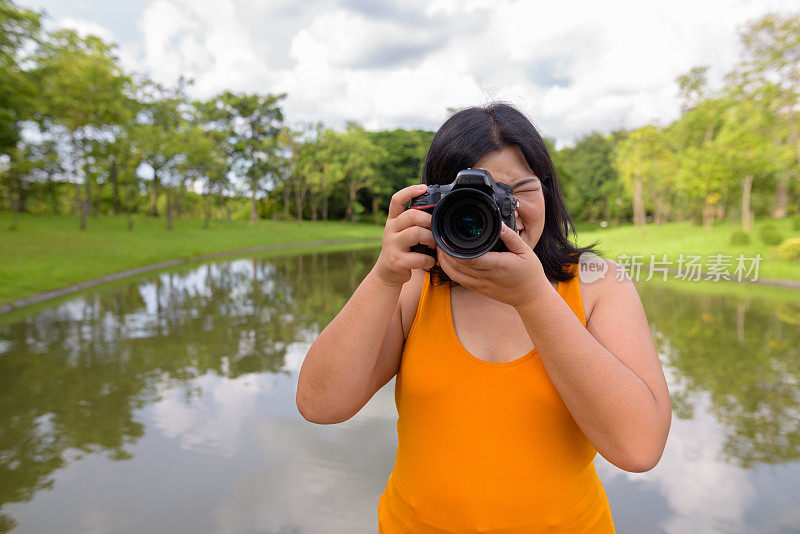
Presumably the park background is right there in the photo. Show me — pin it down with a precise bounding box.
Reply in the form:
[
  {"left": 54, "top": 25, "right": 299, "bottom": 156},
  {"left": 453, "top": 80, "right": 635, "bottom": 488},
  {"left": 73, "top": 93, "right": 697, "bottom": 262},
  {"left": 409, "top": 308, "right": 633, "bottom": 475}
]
[{"left": 1, "top": 1, "right": 800, "bottom": 533}]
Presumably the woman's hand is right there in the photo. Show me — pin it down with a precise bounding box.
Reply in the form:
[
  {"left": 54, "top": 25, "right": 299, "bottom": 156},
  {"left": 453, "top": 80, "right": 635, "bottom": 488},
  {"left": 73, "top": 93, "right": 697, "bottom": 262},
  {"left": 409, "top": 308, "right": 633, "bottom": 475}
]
[
  {"left": 373, "top": 184, "right": 437, "bottom": 287},
  {"left": 436, "top": 222, "right": 552, "bottom": 308}
]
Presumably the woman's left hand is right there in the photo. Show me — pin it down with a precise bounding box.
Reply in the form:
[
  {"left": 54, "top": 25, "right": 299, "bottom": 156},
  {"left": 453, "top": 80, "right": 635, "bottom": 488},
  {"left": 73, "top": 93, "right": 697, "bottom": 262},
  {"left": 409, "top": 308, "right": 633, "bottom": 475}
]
[{"left": 436, "top": 222, "right": 553, "bottom": 309}]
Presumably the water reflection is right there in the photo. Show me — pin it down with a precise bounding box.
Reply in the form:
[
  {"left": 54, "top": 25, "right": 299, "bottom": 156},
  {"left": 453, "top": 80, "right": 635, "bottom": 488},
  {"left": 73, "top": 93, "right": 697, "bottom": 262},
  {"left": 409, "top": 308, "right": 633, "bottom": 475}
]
[
  {"left": 0, "top": 249, "right": 799, "bottom": 533},
  {"left": 635, "top": 283, "right": 800, "bottom": 469}
]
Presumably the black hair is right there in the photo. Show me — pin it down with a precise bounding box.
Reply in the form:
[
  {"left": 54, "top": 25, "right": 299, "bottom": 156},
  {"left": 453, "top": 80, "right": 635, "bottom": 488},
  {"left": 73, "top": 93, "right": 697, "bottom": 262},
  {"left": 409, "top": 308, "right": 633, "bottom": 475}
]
[{"left": 421, "top": 102, "right": 601, "bottom": 287}]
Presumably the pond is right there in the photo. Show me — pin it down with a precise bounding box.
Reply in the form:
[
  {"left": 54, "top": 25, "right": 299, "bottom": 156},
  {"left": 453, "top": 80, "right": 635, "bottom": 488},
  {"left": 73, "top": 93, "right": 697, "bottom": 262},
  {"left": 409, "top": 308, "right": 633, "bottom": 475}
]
[{"left": 1, "top": 248, "right": 799, "bottom": 533}]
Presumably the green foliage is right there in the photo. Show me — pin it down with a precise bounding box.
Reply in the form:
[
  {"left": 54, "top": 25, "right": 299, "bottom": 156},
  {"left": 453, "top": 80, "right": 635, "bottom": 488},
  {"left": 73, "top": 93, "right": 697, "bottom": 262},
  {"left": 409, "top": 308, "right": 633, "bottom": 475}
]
[
  {"left": 759, "top": 224, "right": 783, "bottom": 245},
  {"left": 0, "top": 0, "right": 41, "bottom": 151},
  {"left": 613, "top": 125, "right": 675, "bottom": 225},
  {"left": 558, "top": 132, "right": 624, "bottom": 221},
  {"left": 792, "top": 214, "right": 800, "bottom": 231},
  {"left": 730, "top": 230, "right": 751, "bottom": 245},
  {"left": 232, "top": 202, "right": 252, "bottom": 221},
  {"left": 0, "top": 4, "right": 798, "bottom": 235},
  {"left": 776, "top": 238, "right": 800, "bottom": 261}
]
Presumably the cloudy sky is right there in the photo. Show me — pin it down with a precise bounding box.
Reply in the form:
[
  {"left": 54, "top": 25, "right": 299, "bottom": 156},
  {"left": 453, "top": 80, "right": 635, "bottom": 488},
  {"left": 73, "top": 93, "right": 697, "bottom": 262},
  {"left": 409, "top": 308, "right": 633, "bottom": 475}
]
[{"left": 20, "top": 0, "right": 798, "bottom": 147}]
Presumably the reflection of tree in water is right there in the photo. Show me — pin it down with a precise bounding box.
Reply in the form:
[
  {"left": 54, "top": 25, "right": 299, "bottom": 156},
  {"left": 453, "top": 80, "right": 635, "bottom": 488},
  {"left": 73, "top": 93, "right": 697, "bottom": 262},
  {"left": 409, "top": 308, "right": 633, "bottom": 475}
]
[
  {"left": 0, "top": 247, "right": 379, "bottom": 532},
  {"left": 637, "top": 283, "right": 800, "bottom": 468}
]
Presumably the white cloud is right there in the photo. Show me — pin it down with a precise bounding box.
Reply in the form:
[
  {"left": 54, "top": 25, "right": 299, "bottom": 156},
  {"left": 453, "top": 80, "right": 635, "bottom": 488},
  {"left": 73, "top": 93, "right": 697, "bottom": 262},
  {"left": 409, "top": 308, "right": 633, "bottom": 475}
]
[
  {"left": 150, "top": 370, "right": 276, "bottom": 458},
  {"left": 47, "top": 0, "right": 800, "bottom": 145},
  {"left": 59, "top": 16, "right": 116, "bottom": 43}
]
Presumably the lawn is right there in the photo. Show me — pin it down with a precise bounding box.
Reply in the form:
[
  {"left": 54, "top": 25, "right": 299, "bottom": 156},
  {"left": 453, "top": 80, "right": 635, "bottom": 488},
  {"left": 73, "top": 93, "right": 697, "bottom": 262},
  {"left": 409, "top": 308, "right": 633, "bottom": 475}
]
[
  {"left": 1, "top": 212, "right": 383, "bottom": 305},
  {"left": 575, "top": 216, "right": 800, "bottom": 283},
  {"left": 2, "top": 212, "right": 799, "bottom": 307}
]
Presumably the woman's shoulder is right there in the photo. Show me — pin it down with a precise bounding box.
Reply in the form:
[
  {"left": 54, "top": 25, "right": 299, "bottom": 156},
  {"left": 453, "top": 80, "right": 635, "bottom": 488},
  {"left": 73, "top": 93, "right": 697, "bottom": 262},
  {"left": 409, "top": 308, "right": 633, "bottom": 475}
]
[{"left": 577, "top": 258, "right": 632, "bottom": 325}]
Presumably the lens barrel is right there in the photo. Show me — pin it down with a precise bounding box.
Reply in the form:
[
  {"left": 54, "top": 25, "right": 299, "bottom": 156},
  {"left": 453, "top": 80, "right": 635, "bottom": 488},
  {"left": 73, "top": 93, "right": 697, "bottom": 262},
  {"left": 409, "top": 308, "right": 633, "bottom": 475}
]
[{"left": 431, "top": 188, "right": 502, "bottom": 259}]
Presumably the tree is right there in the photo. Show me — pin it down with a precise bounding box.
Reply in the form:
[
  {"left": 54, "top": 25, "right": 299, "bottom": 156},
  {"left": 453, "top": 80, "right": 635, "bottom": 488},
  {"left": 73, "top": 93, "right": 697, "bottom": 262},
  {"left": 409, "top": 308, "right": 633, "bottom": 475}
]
[
  {"left": 558, "top": 132, "right": 622, "bottom": 222},
  {"left": 132, "top": 79, "right": 187, "bottom": 222},
  {"left": 366, "top": 128, "right": 433, "bottom": 219},
  {"left": 734, "top": 13, "right": 800, "bottom": 217},
  {"left": 179, "top": 121, "right": 227, "bottom": 228},
  {"left": 614, "top": 125, "right": 675, "bottom": 227},
  {"left": 31, "top": 29, "right": 133, "bottom": 230},
  {"left": 0, "top": 0, "right": 41, "bottom": 154},
  {"left": 325, "top": 124, "right": 385, "bottom": 223},
  {"left": 715, "top": 95, "right": 780, "bottom": 232},
  {"left": 200, "top": 91, "right": 286, "bottom": 226},
  {"left": 676, "top": 66, "right": 710, "bottom": 113},
  {"left": 667, "top": 81, "right": 734, "bottom": 228},
  {"left": 312, "top": 127, "right": 346, "bottom": 222}
]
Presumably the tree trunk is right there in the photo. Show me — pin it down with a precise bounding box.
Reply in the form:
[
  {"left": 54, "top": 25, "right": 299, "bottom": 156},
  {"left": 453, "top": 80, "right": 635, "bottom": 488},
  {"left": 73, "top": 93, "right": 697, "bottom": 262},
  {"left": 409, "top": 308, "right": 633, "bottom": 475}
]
[
  {"left": 295, "top": 192, "right": 303, "bottom": 225},
  {"left": 166, "top": 187, "right": 173, "bottom": 230},
  {"left": 8, "top": 170, "right": 20, "bottom": 230},
  {"left": 632, "top": 173, "right": 645, "bottom": 226},
  {"left": 8, "top": 169, "right": 24, "bottom": 213},
  {"left": 311, "top": 193, "right": 318, "bottom": 222},
  {"left": 204, "top": 191, "right": 211, "bottom": 229},
  {"left": 178, "top": 178, "right": 187, "bottom": 217},
  {"left": 321, "top": 174, "right": 328, "bottom": 221},
  {"left": 741, "top": 174, "right": 753, "bottom": 233},
  {"left": 653, "top": 191, "right": 665, "bottom": 225},
  {"left": 110, "top": 159, "right": 120, "bottom": 215},
  {"left": 773, "top": 172, "right": 789, "bottom": 218},
  {"left": 347, "top": 180, "right": 357, "bottom": 223},
  {"left": 282, "top": 186, "right": 290, "bottom": 220},
  {"left": 83, "top": 161, "right": 94, "bottom": 217},
  {"left": 150, "top": 171, "right": 160, "bottom": 217},
  {"left": 702, "top": 201, "right": 715, "bottom": 232},
  {"left": 250, "top": 185, "right": 259, "bottom": 227},
  {"left": 74, "top": 182, "right": 87, "bottom": 231},
  {"left": 294, "top": 182, "right": 306, "bottom": 225},
  {"left": 372, "top": 197, "right": 380, "bottom": 224}
]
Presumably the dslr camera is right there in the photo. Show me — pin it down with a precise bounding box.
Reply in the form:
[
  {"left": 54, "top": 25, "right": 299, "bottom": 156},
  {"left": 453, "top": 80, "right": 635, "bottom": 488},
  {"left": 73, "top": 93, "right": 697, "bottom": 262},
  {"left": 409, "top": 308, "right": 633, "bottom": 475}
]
[{"left": 407, "top": 168, "right": 519, "bottom": 259}]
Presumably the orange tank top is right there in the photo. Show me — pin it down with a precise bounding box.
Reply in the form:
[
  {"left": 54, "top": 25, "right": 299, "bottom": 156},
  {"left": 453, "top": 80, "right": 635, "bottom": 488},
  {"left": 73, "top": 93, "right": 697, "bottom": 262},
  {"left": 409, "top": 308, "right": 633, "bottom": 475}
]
[{"left": 378, "top": 262, "right": 616, "bottom": 533}]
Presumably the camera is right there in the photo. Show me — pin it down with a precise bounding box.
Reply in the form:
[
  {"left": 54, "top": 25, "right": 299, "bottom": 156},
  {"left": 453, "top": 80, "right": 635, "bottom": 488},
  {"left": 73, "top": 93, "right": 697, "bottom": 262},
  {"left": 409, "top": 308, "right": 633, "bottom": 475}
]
[{"left": 407, "top": 168, "right": 519, "bottom": 259}]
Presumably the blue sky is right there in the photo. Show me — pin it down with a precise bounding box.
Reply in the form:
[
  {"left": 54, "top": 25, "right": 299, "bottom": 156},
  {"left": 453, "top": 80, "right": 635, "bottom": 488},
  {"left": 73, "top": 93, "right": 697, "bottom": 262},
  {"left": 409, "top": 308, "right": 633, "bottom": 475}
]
[{"left": 19, "top": 0, "right": 798, "bottom": 147}]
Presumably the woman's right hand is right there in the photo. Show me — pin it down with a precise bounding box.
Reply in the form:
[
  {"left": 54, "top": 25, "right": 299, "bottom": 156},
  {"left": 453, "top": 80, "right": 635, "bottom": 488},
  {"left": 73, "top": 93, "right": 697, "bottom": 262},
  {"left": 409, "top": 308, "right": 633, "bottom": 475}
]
[{"left": 374, "top": 184, "right": 437, "bottom": 287}]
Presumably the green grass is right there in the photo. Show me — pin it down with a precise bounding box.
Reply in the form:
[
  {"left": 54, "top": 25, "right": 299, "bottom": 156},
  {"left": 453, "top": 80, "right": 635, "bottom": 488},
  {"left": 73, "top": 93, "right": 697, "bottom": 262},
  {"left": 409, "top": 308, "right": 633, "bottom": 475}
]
[
  {"left": 2, "top": 212, "right": 799, "bottom": 308},
  {"left": 574, "top": 216, "right": 800, "bottom": 282},
  {"left": 1, "top": 212, "right": 382, "bottom": 305}
]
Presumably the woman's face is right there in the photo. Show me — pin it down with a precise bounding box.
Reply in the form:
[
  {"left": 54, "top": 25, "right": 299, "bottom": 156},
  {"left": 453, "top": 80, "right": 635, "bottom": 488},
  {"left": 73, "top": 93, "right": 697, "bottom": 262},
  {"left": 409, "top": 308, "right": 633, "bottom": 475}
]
[{"left": 473, "top": 145, "right": 545, "bottom": 251}]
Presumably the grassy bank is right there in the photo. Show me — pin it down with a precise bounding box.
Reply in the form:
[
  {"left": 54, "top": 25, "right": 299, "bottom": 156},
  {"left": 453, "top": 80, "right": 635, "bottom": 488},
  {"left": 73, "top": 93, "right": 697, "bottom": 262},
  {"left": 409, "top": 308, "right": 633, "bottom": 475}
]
[
  {"left": 1, "top": 212, "right": 382, "bottom": 305},
  {"left": 2, "top": 212, "right": 799, "bottom": 307},
  {"left": 576, "top": 216, "right": 800, "bottom": 282}
]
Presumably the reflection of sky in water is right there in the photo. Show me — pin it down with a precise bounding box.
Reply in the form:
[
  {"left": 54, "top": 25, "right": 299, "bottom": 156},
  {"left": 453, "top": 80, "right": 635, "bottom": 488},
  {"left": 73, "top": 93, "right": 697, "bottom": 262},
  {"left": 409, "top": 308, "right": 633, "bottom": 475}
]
[
  {"left": 8, "top": 355, "right": 800, "bottom": 533},
  {"left": 2, "top": 254, "right": 800, "bottom": 533},
  {"left": 597, "top": 361, "right": 800, "bottom": 534}
]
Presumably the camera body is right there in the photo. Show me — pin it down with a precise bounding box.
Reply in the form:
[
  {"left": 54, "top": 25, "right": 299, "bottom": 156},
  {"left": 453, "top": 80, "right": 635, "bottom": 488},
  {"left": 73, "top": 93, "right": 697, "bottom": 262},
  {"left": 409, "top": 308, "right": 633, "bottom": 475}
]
[{"left": 407, "top": 168, "right": 518, "bottom": 259}]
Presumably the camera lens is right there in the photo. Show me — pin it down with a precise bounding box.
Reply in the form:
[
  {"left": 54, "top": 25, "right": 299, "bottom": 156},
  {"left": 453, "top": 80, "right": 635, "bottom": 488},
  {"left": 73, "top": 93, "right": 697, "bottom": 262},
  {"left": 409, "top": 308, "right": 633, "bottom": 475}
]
[
  {"left": 453, "top": 207, "right": 485, "bottom": 239},
  {"left": 431, "top": 189, "right": 501, "bottom": 258}
]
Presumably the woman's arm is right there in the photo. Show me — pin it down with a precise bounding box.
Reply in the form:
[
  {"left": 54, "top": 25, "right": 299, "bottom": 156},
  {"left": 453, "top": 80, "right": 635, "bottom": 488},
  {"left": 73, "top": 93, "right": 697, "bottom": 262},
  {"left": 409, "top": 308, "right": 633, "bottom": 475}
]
[
  {"left": 296, "top": 266, "right": 403, "bottom": 424},
  {"left": 514, "top": 259, "right": 672, "bottom": 473},
  {"left": 296, "top": 184, "right": 436, "bottom": 424}
]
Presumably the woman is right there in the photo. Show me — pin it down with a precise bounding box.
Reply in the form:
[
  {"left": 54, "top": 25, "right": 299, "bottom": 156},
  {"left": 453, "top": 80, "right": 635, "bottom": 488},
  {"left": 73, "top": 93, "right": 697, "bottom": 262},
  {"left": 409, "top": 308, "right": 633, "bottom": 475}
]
[{"left": 296, "top": 103, "right": 672, "bottom": 532}]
